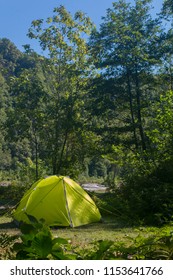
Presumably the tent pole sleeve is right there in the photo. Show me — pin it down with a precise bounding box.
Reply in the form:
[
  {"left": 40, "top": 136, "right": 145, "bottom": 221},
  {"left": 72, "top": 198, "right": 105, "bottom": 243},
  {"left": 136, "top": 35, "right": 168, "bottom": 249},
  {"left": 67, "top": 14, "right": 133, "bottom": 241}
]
[{"left": 63, "top": 178, "right": 73, "bottom": 227}]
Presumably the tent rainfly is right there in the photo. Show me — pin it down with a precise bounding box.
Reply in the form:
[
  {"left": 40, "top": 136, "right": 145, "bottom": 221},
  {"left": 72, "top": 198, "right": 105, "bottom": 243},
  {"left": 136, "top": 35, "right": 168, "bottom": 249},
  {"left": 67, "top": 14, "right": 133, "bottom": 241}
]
[{"left": 13, "top": 175, "right": 101, "bottom": 227}]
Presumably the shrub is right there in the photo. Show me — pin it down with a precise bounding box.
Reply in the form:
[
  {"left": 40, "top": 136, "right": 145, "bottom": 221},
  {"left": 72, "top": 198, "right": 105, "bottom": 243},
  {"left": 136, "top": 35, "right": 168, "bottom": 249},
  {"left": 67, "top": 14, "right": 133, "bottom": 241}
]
[
  {"left": 78, "top": 225, "right": 173, "bottom": 260},
  {"left": 13, "top": 216, "right": 78, "bottom": 260}
]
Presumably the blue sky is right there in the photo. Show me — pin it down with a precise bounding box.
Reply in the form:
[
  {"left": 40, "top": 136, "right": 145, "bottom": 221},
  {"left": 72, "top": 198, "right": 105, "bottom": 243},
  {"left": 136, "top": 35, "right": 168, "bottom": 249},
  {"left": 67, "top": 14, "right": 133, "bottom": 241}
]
[{"left": 0, "top": 0, "right": 163, "bottom": 53}]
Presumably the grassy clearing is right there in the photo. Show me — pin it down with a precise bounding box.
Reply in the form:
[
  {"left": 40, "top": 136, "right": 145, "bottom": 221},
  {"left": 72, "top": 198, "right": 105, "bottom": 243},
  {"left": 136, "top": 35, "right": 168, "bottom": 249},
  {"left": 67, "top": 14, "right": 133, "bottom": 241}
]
[
  {"left": 1, "top": 214, "right": 173, "bottom": 260},
  {"left": 0, "top": 214, "right": 170, "bottom": 247},
  {"left": 52, "top": 217, "right": 138, "bottom": 246},
  {"left": 0, "top": 215, "right": 134, "bottom": 241}
]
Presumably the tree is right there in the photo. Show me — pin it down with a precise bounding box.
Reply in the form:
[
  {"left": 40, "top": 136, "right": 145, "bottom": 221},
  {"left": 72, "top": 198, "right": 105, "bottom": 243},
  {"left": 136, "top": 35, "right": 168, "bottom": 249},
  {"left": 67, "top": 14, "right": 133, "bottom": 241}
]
[
  {"left": 0, "top": 38, "right": 22, "bottom": 79},
  {"left": 7, "top": 63, "right": 48, "bottom": 179},
  {"left": 89, "top": 0, "right": 162, "bottom": 153},
  {"left": 0, "top": 72, "right": 11, "bottom": 170},
  {"left": 27, "top": 6, "right": 95, "bottom": 176},
  {"left": 159, "top": 0, "right": 173, "bottom": 91},
  {"left": 147, "top": 90, "right": 173, "bottom": 164},
  {"left": 162, "top": 0, "right": 173, "bottom": 17}
]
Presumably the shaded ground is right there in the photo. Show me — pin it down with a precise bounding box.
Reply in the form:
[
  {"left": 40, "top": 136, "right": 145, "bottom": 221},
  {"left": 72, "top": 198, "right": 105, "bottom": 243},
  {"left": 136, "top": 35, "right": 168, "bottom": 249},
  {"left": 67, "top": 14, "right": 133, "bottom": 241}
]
[{"left": 0, "top": 216, "right": 19, "bottom": 235}]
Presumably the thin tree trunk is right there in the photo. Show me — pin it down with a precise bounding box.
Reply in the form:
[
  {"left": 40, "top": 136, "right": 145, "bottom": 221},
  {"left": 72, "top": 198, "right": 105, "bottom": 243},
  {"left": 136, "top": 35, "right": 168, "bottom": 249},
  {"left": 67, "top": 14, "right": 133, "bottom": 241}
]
[
  {"left": 35, "top": 137, "right": 38, "bottom": 180},
  {"left": 57, "top": 128, "right": 68, "bottom": 174},
  {"left": 127, "top": 70, "right": 138, "bottom": 150},
  {"left": 32, "top": 121, "right": 39, "bottom": 180},
  {"left": 134, "top": 66, "right": 146, "bottom": 151},
  {"left": 52, "top": 121, "right": 60, "bottom": 175},
  {"left": 169, "top": 65, "right": 173, "bottom": 91}
]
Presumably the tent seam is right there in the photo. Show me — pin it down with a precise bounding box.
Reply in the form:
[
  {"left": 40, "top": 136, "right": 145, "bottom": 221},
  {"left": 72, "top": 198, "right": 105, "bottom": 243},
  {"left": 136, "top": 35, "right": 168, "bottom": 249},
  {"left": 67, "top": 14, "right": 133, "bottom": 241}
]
[
  {"left": 24, "top": 178, "right": 60, "bottom": 214},
  {"left": 63, "top": 178, "right": 73, "bottom": 227}
]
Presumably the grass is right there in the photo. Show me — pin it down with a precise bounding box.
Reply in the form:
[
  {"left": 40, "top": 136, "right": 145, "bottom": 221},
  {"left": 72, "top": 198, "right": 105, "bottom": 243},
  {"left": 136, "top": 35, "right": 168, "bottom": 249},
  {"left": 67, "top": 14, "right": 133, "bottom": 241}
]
[
  {"left": 1, "top": 214, "right": 173, "bottom": 260},
  {"left": 0, "top": 214, "right": 167, "bottom": 247},
  {"left": 0, "top": 215, "right": 138, "bottom": 237},
  {"left": 51, "top": 217, "right": 137, "bottom": 246}
]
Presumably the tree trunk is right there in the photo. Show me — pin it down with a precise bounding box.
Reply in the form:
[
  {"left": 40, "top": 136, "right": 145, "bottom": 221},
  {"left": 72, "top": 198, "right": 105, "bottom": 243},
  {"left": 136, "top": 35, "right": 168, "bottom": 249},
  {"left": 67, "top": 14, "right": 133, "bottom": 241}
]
[
  {"left": 35, "top": 137, "right": 38, "bottom": 180},
  {"left": 127, "top": 69, "right": 138, "bottom": 150},
  {"left": 57, "top": 128, "right": 68, "bottom": 174},
  {"left": 134, "top": 66, "right": 146, "bottom": 151}
]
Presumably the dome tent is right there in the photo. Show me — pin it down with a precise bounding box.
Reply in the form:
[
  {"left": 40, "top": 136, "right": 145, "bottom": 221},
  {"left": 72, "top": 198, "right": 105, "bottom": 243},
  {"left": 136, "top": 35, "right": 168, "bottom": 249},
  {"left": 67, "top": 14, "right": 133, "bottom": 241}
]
[{"left": 13, "top": 176, "right": 101, "bottom": 227}]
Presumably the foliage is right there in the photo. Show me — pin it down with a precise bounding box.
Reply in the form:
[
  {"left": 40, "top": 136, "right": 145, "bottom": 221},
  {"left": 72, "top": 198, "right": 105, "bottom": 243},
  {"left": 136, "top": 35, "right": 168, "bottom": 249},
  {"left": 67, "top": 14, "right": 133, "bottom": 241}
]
[
  {"left": 0, "top": 38, "right": 22, "bottom": 78},
  {"left": 26, "top": 5, "right": 96, "bottom": 176},
  {"left": 0, "top": 72, "right": 12, "bottom": 170},
  {"left": 110, "top": 155, "right": 173, "bottom": 225},
  {"left": 0, "top": 233, "right": 17, "bottom": 259},
  {"left": 147, "top": 90, "right": 173, "bottom": 163},
  {"left": 89, "top": 0, "right": 162, "bottom": 152},
  {"left": 0, "top": 218, "right": 172, "bottom": 260},
  {"left": 13, "top": 216, "right": 78, "bottom": 260},
  {"left": 0, "top": 182, "right": 26, "bottom": 207},
  {"left": 161, "top": 0, "right": 173, "bottom": 17},
  {"left": 78, "top": 225, "right": 173, "bottom": 260},
  {"left": 117, "top": 90, "right": 173, "bottom": 225}
]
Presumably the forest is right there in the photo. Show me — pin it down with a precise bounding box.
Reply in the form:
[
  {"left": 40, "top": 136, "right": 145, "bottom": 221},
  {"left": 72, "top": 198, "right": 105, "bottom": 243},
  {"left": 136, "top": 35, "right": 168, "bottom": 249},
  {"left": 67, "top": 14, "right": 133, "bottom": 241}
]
[{"left": 0, "top": 0, "right": 173, "bottom": 260}]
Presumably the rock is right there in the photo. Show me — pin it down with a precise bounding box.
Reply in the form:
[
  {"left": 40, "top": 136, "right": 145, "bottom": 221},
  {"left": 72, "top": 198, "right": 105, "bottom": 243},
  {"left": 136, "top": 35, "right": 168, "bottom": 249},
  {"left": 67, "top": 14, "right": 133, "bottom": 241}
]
[{"left": 82, "top": 183, "right": 108, "bottom": 192}]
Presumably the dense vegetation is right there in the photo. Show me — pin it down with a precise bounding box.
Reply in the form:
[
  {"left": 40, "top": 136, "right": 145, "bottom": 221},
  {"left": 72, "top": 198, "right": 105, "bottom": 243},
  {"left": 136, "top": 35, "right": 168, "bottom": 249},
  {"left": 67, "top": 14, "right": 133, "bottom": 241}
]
[{"left": 0, "top": 0, "right": 173, "bottom": 227}]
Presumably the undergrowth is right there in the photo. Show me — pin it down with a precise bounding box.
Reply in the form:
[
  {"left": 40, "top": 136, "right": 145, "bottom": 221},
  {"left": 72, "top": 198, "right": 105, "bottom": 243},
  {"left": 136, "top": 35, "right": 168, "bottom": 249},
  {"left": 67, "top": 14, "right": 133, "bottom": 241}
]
[{"left": 0, "top": 216, "right": 173, "bottom": 260}]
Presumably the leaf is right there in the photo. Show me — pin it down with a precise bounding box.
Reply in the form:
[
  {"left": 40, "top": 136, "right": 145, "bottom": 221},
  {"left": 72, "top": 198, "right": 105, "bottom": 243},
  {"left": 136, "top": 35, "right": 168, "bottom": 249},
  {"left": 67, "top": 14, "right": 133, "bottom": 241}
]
[
  {"left": 52, "top": 237, "right": 69, "bottom": 245},
  {"left": 26, "top": 214, "right": 39, "bottom": 224},
  {"left": 20, "top": 223, "right": 36, "bottom": 235},
  {"left": 51, "top": 251, "right": 67, "bottom": 260},
  {"left": 13, "top": 242, "right": 25, "bottom": 252},
  {"left": 98, "top": 239, "right": 114, "bottom": 252},
  {"left": 31, "top": 231, "right": 53, "bottom": 259}
]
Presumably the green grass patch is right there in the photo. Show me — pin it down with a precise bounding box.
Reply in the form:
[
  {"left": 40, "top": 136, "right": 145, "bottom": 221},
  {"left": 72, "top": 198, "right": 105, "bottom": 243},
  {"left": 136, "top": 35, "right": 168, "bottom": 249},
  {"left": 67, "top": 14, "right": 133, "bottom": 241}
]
[{"left": 0, "top": 215, "right": 173, "bottom": 259}]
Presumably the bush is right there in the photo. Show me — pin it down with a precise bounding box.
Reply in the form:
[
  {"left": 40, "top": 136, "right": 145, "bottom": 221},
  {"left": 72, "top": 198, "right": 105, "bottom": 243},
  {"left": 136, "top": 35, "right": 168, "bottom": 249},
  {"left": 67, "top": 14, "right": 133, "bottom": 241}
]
[
  {"left": 118, "top": 173, "right": 173, "bottom": 226},
  {"left": 111, "top": 154, "right": 173, "bottom": 226},
  {"left": 0, "top": 182, "right": 26, "bottom": 207},
  {"left": 13, "top": 216, "right": 78, "bottom": 260},
  {"left": 78, "top": 225, "right": 173, "bottom": 260}
]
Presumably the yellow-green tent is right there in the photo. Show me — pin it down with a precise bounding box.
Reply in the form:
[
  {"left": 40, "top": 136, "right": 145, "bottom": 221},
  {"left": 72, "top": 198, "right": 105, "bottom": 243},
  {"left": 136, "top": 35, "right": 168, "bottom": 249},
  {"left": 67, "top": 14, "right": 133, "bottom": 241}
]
[{"left": 13, "top": 175, "right": 101, "bottom": 227}]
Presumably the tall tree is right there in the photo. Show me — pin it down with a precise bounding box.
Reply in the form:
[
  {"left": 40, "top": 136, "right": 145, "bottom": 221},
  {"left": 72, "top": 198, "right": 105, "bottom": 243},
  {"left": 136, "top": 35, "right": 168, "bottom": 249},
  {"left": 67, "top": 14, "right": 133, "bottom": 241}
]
[
  {"left": 27, "top": 6, "right": 95, "bottom": 176},
  {"left": 8, "top": 63, "right": 48, "bottom": 179},
  {"left": 159, "top": 0, "right": 173, "bottom": 91},
  {"left": 0, "top": 72, "right": 11, "bottom": 170},
  {"left": 0, "top": 38, "right": 22, "bottom": 79},
  {"left": 89, "top": 0, "right": 162, "bottom": 152},
  {"left": 162, "top": 0, "right": 173, "bottom": 17},
  {"left": 147, "top": 90, "right": 173, "bottom": 164}
]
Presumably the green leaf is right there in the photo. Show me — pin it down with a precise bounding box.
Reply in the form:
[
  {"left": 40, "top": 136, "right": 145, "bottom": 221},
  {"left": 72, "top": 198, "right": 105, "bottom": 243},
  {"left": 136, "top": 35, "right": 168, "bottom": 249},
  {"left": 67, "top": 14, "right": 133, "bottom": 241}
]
[
  {"left": 32, "top": 232, "right": 53, "bottom": 259},
  {"left": 52, "top": 237, "right": 69, "bottom": 245},
  {"left": 20, "top": 223, "right": 36, "bottom": 235}
]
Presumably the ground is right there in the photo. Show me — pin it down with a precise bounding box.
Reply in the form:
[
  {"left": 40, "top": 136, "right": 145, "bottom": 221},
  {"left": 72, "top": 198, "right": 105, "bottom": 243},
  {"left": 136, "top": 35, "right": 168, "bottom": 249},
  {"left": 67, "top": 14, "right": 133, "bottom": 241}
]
[
  {"left": 1, "top": 214, "right": 173, "bottom": 260},
  {"left": 0, "top": 214, "right": 159, "bottom": 246}
]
